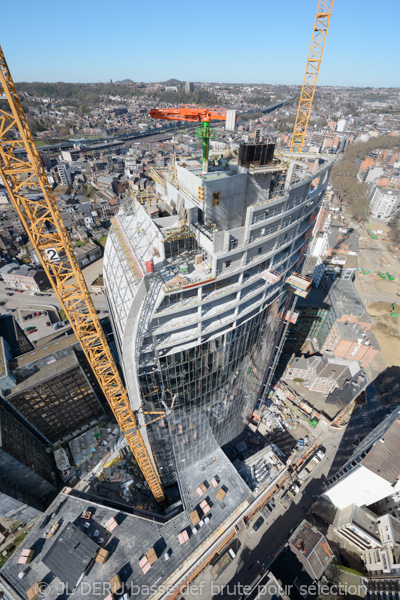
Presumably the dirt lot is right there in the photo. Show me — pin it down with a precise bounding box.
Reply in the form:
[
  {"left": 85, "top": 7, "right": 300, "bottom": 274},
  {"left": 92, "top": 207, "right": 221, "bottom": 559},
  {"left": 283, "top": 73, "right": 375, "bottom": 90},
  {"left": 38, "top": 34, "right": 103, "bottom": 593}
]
[
  {"left": 352, "top": 217, "right": 400, "bottom": 370},
  {"left": 366, "top": 301, "right": 400, "bottom": 368}
]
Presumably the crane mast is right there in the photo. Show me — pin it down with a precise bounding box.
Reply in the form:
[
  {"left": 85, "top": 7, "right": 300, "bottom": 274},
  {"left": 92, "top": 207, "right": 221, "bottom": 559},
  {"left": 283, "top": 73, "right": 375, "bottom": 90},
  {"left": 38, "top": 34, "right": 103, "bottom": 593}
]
[
  {"left": 290, "top": 0, "right": 334, "bottom": 152},
  {"left": 0, "top": 47, "right": 165, "bottom": 504}
]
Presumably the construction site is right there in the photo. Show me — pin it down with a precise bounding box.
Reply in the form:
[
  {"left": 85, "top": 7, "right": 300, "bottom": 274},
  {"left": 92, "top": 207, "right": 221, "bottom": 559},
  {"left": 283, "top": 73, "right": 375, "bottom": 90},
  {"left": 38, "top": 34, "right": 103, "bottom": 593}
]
[{"left": 0, "top": 2, "right": 339, "bottom": 599}]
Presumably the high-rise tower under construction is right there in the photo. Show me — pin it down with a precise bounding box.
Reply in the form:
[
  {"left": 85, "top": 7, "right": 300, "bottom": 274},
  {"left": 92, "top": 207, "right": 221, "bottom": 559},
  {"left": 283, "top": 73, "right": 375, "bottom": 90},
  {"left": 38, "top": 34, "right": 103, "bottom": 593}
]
[{"left": 104, "top": 144, "right": 334, "bottom": 486}]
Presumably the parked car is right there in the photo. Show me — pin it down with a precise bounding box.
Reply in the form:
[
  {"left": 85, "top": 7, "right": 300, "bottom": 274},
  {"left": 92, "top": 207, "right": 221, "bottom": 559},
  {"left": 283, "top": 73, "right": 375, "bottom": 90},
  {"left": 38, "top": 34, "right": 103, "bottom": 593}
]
[
  {"left": 23, "top": 316, "right": 28, "bottom": 321},
  {"left": 25, "top": 327, "right": 37, "bottom": 334},
  {"left": 46, "top": 321, "right": 51, "bottom": 326},
  {"left": 35, "top": 312, "right": 40, "bottom": 316},
  {"left": 5, "top": 287, "right": 13, "bottom": 291},
  {"left": 41, "top": 311, "right": 47, "bottom": 316},
  {"left": 6, "top": 292, "right": 13, "bottom": 296},
  {"left": 16, "top": 289, "right": 23, "bottom": 293},
  {"left": 252, "top": 516, "right": 265, "bottom": 531}
]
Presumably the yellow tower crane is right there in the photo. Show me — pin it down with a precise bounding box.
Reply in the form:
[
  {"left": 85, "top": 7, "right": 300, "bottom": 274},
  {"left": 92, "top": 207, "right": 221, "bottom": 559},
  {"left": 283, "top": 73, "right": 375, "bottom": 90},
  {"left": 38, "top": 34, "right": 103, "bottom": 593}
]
[
  {"left": 290, "top": 0, "right": 334, "bottom": 152},
  {"left": 0, "top": 46, "right": 165, "bottom": 504}
]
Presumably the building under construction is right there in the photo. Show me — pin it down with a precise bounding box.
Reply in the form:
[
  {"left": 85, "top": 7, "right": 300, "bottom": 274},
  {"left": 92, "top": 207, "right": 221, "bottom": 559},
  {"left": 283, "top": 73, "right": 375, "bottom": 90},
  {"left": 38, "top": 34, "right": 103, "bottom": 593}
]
[{"left": 104, "top": 143, "right": 334, "bottom": 487}]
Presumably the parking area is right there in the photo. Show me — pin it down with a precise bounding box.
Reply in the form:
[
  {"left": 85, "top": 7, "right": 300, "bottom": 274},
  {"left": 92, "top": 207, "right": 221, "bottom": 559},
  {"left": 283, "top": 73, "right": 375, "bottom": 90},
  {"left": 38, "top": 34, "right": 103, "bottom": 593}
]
[{"left": 17, "top": 306, "right": 67, "bottom": 342}]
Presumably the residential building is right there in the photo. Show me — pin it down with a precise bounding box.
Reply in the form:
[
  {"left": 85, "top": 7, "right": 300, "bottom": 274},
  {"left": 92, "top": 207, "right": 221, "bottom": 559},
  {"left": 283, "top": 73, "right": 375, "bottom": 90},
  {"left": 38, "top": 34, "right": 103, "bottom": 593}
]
[
  {"left": 337, "top": 119, "right": 349, "bottom": 133},
  {"left": 1, "top": 265, "right": 50, "bottom": 292},
  {"left": 370, "top": 186, "right": 400, "bottom": 219},
  {"left": 0, "top": 337, "right": 16, "bottom": 395},
  {"left": 0, "top": 314, "right": 33, "bottom": 356},
  {"left": 184, "top": 82, "right": 194, "bottom": 93},
  {"left": 326, "top": 224, "right": 359, "bottom": 257},
  {"left": 321, "top": 320, "right": 379, "bottom": 368},
  {"left": 323, "top": 253, "right": 358, "bottom": 282},
  {"left": 289, "top": 520, "right": 334, "bottom": 580},
  {"left": 56, "top": 161, "right": 72, "bottom": 186},
  {"left": 103, "top": 146, "right": 334, "bottom": 485},
  {"left": 73, "top": 240, "right": 102, "bottom": 269},
  {"left": 0, "top": 189, "right": 9, "bottom": 205},
  {"left": 301, "top": 255, "right": 325, "bottom": 288},
  {"left": 285, "top": 355, "right": 360, "bottom": 394},
  {"left": 61, "top": 149, "right": 81, "bottom": 162},
  {"left": 332, "top": 504, "right": 400, "bottom": 577}
]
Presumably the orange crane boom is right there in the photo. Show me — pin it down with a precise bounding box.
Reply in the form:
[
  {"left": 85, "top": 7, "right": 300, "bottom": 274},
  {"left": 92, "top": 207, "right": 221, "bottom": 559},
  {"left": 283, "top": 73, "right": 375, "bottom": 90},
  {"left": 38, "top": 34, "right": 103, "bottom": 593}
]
[
  {"left": 0, "top": 46, "right": 165, "bottom": 504},
  {"left": 149, "top": 106, "right": 228, "bottom": 122},
  {"left": 150, "top": 106, "right": 235, "bottom": 173}
]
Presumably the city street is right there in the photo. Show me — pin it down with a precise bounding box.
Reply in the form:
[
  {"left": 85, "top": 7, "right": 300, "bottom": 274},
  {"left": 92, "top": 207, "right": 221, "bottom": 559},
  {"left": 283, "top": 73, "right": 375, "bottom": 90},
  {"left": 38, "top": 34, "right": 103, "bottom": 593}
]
[{"left": 184, "top": 388, "right": 388, "bottom": 600}]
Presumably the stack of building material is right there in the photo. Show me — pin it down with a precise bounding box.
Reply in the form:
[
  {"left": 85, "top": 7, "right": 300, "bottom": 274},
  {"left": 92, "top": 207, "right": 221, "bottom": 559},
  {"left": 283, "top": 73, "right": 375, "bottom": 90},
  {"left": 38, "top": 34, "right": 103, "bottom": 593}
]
[
  {"left": 109, "top": 574, "right": 122, "bottom": 594},
  {"left": 17, "top": 549, "right": 33, "bottom": 565},
  {"left": 190, "top": 509, "right": 200, "bottom": 525},
  {"left": 177, "top": 529, "right": 189, "bottom": 544},
  {"left": 216, "top": 488, "right": 227, "bottom": 501},
  {"left": 146, "top": 547, "right": 158, "bottom": 565},
  {"left": 26, "top": 583, "right": 42, "bottom": 600},
  {"left": 96, "top": 548, "right": 110, "bottom": 564},
  {"left": 139, "top": 554, "right": 151, "bottom": 574},
  {"left": 105, "top": 516, "right": 118, "bottom": 533},
  {"left": 196, "top": 482, "right": 207, "bottom": 496}
]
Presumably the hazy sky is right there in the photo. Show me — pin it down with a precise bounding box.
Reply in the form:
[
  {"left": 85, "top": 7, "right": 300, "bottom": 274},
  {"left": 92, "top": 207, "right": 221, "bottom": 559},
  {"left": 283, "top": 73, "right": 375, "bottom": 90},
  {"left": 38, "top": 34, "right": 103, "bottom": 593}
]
[{"left": 1, "top": 0, "right": 399, "bottom": 87}]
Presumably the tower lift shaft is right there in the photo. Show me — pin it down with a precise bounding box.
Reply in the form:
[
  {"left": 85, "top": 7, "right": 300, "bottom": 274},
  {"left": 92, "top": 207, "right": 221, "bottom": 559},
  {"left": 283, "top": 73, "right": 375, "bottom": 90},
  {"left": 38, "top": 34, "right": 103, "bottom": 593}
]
[{"left": 0, "top": 46, "right": 165, "bottom": 503}]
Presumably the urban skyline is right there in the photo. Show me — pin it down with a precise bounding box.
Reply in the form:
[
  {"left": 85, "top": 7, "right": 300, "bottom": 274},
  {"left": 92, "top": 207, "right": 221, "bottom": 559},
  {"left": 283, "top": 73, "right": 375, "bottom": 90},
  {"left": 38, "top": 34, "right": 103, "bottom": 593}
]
[{"left": 2, "top": 0, "right": 399, "bottom": 87}]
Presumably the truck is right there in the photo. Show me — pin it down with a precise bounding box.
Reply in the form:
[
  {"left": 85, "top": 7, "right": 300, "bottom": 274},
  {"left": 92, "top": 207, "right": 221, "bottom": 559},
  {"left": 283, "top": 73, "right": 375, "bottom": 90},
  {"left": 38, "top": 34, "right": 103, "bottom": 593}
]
[
  {"left": 211, "top": 551, "right": 233, "bottom": 579},
  {"left": 298, "top": 456, "right": 320, "bottom": 482},
  {"left": 280, "top": 489, "right": 295, "bottom": 509}
]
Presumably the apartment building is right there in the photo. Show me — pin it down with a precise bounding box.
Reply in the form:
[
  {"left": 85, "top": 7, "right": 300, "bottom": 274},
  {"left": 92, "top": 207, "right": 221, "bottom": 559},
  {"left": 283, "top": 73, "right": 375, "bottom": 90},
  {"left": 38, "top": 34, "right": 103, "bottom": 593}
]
[
  {"left": 370, "top": 186, "right": 400, "bottom": 220},
  {"left": 1, "top": 265, "right": 50, "bottom": 292}
]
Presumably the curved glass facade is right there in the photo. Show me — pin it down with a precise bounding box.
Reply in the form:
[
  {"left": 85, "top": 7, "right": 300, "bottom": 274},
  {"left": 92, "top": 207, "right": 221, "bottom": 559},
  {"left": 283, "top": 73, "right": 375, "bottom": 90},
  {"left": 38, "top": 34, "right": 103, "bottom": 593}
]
[{"left": 140, "top": 299, "right": 279, "bottom": 484}]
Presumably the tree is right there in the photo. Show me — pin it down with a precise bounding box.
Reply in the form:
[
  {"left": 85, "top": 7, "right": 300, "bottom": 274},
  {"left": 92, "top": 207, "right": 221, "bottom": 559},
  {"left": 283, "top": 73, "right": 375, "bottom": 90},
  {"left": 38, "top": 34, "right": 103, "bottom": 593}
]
[
  {"left": 331, "top": 135, "right": 400, "bottom": 221},
  {"left": 83, "top": 184, "right": 96, "bottom": 200},
  {"left": 388, "top": 211, "right": 400, "bottom": 245}
]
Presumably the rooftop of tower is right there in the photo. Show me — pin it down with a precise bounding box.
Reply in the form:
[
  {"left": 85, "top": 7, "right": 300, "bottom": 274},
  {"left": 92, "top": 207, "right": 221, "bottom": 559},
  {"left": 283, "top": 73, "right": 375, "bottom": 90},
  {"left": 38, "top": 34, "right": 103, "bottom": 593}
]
[{"left": 111, "top": 148, "right": 335, "bottom": 293}]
